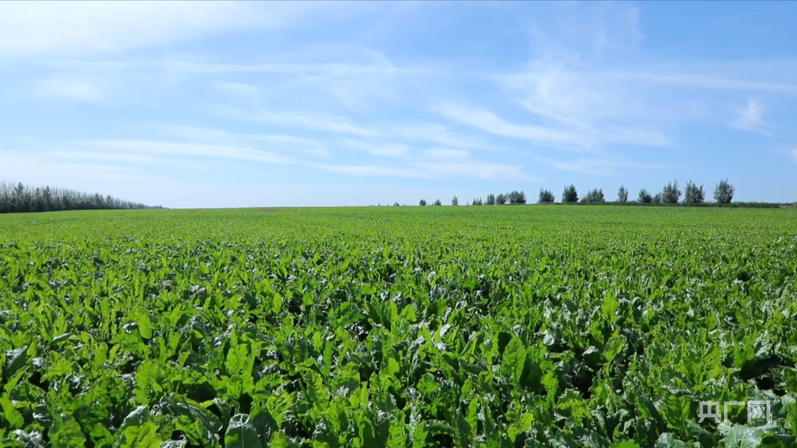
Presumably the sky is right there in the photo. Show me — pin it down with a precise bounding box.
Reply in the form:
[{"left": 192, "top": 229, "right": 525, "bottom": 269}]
[{"left": 1, "top": 1, "right": 796, "bottom": 208}]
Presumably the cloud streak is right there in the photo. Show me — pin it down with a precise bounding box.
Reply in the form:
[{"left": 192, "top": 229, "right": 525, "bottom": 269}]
[
  {"left": 85, "top": 140, "right": 296, "bottom": 165},
  {"left": 539, "top": 157, "right": 673, "bottom": 176},
  {"left": 342, "top": 140, "right": 408, "bottom": 157},
  {"left": 0, "top": 3, "right": 340, "bottom": 57},
  {"left": 35, "top": 78, "right": 103, "bottom": 102},
  {"left": 733, "top": 97, "right": 771, "bottom": 135}
]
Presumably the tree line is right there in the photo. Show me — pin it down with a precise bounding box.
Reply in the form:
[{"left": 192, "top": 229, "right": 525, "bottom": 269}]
[
  {"left": 0, "top": 181, "right": 159, "bottom": 214},
  {"left": 549, "top": 179, "right": 734, "bottom": 205},
  {"left": 416, "top": 179, "right": 747, "bottom": 207}
]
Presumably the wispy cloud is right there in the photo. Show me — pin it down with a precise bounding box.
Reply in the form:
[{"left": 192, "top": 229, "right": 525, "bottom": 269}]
[
  {"left": 85, "top": 140, "right": 296, "bottom": 165},
  {"left": 488, "top": 4, "right": 797, "bottom": 152},
  {"left": 45, "top": 150, "right": 155, "bottom": 164},
  {"left": 423, "top": 149, "right": 470, "bottom": 159},
  {"left": 166, "top": 126, "right": 330, "bottom": 157},
  {"left": 732, "top": 97, "right": 771, "bottom": 135},
  {"left": 437, "top": 102, "right": 591, "bottom": 150},
  {"left": 213, "top": 82, "right": 261, "bottom": 105},
  {"left": 217, "top": 107, "right": 381, "bottom": 137},
  {"left": 35, "top": 78, "right": 103, "bottom": 102},
  {"left": 437, "top": 102, "right": 669, "bottom": 151},
  {"left": 626, "top": 71, "right": 797, "bottom": 94},
  {"left": 342, "top": 140, "right": 408, "bottom": 157},
  {"left": 0, "top": 152, "right": 161, "bottom": 186},
  {"left": 0, "top": 3, "right": 340, "bottom": 57},
  {"left": 539, "top": 157, "right": 672, "bottom": 176},
  {"left": 415, "top": 161, "right": 530, "bottom": 181},
  {"left": 313, "top": 164, "right": 429, "bottom": 178},
  {"left": 313, "top": 159, "right": 528, "bottom": 181}
]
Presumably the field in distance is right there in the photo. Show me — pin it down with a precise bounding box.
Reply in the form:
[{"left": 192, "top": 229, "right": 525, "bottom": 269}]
[{"left": 1, "top": 206, "right": 797, "bottom": 447}]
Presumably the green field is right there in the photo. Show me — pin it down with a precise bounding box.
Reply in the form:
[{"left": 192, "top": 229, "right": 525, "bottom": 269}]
[{"left": 2, "top": 206, "right": 797, "bottom": 447}]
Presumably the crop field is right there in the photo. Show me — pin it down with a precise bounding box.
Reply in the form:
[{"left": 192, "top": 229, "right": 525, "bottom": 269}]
[{"left": 1, "top": 206, "right": 797, "bottom": 448}]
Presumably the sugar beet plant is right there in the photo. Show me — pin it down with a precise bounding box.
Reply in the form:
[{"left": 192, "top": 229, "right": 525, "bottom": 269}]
[{"left": 1, "top": 206, "right": 797, "bottom": 447}]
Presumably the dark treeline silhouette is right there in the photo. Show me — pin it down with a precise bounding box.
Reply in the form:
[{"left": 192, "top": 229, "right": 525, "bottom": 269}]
[
  {"left": 0, "top": 181, "right": 160, "bottom": 214},
  {"left": 415, "top": 179, "right": 792, "bottom": 208}
]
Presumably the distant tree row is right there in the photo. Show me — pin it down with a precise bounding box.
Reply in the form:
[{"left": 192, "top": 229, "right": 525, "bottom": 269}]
[
  {"left": 419, "top": 191, "right": 528, "bottom": 207},
  {"left": 415, "top": 179, "right": 739, "bottom": 207},
  {"left": 550, "top": 179, "right": 734, "bottom": 205},
  {"left": 0, "top": 181, "right": 159, "bottom": 214}
]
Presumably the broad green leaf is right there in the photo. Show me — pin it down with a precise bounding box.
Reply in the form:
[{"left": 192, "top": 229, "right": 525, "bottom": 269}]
[
  {"left": 50, "top": 414, "right": 87, "bottom": 448},
  {"left": 117, "top": 421, "right": 162, "bottom": 448},
  {"left": 224, "top": 414, "right": 263, "bottom": 448}
]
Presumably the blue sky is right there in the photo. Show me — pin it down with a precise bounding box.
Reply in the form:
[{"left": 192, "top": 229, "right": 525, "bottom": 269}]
[{"left": 1, "top": 1, "right": 795, "bottom": 207}]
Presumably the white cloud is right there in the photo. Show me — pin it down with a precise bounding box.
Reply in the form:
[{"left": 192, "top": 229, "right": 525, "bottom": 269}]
[
  {"left": 436, "top": 102, "right": 670, "bottom": 151},
  {"left": 423, "top": 149, "right": 470, "bottom": 159},
  {"left": 0, "top": 152, "right": 161, "bottom": 187},
  {"left": 342, "top": 140, "right": 408, "bottom": 157},
  {"left": 313, "top": 159, "right": 529, "bottom": 181},
  {"left": 733, "top": 98, "right": 771, "bottom": 135},
  {"left": 626, "top": 71, "right": 797, "bottom": 94},
  {"left": 35, "top": 78, "right": 103, "bottom": 102},
  {"left": 415, "top": 161, "right": 530, "bottom": 181},
  {"left": 391, "top": 122, "right": 498, "bottom": 151},
  {"left": 437, "top": 102, "right": 591, "bottom": 149},
  {"left": 313, "top": 164, "right": 429, "bottom": 178},
  {"left": 488, "top": 2, "right": 796, "bottom": 151},
  {"left": 218, "top": 107, "right": 381, "bottom": 137},
  {"left": 45, "top": 150, "right": 155, "bottom": 164},
  {"left": 85, "top": 140, "right": 296, "bottom": 165},
  {"left": 0, "top": 3, "right": 333, "bottom": 57},
  {"left": 539, "top": 157, "right": 671, "bottom": 176},
  {"left": 213, "top": 82, "right": 261, "bottom": 105},
  {"left": 167, "top": 125, "right": 329, "bottom": 157}
]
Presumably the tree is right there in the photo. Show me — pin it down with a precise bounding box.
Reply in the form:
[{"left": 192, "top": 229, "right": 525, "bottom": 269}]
[
  {"left": 0, "top": 181, "right": 157, "bottom": 214},
  {"left": 538, "top": 189, "right": 555, "bottom": 204},
  {"left": 638, "top": 189, "right": 652, "bottom": 203},
  {"left": 495, "top": 193, "right": 507, "bottom": 205},
  {"left": 684, "top": 180, "right": 705, "bottom": 204},
  {"left": 471, "top": 198, "right": 483, "bottom": 206},
  {"left": 617, "top": 185, "right": 628, "bottom": 203},
  {"left": 581, "top": 188, "right": 606, "bottom": 204},
  {"left": 486, "top": 193, "right": 496, "bottom": 205},
  {"left": 562, "top": 185, "right": 579, "bottom": 203},
  {"left": 714, "top": 178, "right": 734, "bottom": 204},
  {"left": 507, "top": 191, "right": 527, "bottom": 205},
  {"left": 653, "top": 193, "right": 662, "bottom": 204},
  {"left": 434, "top": 199, "right": 442, "bottom": 206},
  {"left": 393, "top": 202, "right": 400, "bottom": 207},
  {"left": 419, "top": 199, "right": 427, "bottom": 206},
  {"left": 661, "top": 180, "right": 681, "bottom": 204},
  {"left": 451, "top": 196, "right": 459, "bottom": 206}
]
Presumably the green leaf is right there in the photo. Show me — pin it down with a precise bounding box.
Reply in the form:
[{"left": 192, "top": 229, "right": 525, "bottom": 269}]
[
  {"left": 602, "top": 290, "right": 620, "bottom": 323},
  {"left": 2, "top": 346, "right": 28, "bottom": 381},
  {"left": 502, "top": 337, "right": 527, "bottom": 382},
  {"left": 224, "top": 414, "right": 263, "bottom": 448},
  {"left": 654, "top": 433, "right": 689, "bottom": 447},
  {"left": 50, "top": 414, "right": 87, "bottom": 448},
  {"left": 135, "top": 309, "right": 153, "bottom": 339},
  {"left": 160, "top": 397, "right": 223, "bottom": 447},
  {"left": 117, "top": 421, "right": 162, "bottom": 448},
  {"left": 718, "top": 422, "right": 781, "bottom": 448},
  {"left": 0, "top": 394, "right": 23, "bottom": 429},
  {"left": 610, "top": 442, "right": 640, "bottom": 448}
]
